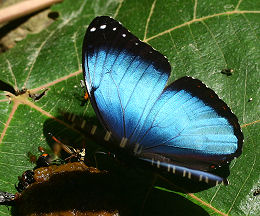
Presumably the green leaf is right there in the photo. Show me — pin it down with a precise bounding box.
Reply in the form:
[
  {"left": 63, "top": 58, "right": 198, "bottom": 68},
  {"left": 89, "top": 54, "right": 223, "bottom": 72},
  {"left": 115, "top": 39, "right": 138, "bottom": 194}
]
[{"left": 0, "top": 0, "right": 259, "bottom": 215}]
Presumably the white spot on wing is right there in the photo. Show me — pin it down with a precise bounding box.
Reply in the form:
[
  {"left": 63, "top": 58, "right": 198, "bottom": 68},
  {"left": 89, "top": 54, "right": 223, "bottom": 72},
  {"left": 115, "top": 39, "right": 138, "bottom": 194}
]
[
  {"left": 100, "top": 24, "right": 106, "bottom": 29},
  {"left": 120, "top": 137, "right": 127, "bottom": 148},
  {"left": 172, "top": 166, "right": 176, "bottom": 173},
  {"left": 104, "top": 131, "right": 111, "bottom": 141},
  {"left": 90, "top": 125, "right": 97, "bottom": 135},
  {"left": 122, "top": 33, "right": 126, "bottom": 37},
  {"left": 90, "top": 27, "right": 96, "bottom": 32},
  {"left": 81, "top": 120, "right": 86, "bottom": 129},
  {"left": 157, "top": 160, "right": 160, "bottom": 168},
  {"left": 113, "top": 27, "right": 116, "bottom": 31}
]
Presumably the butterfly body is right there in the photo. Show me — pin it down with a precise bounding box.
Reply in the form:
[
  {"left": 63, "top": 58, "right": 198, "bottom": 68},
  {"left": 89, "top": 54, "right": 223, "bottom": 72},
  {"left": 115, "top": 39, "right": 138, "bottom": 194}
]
[{"left": 82, "top": 16, "right": 243, "bottom": 186}]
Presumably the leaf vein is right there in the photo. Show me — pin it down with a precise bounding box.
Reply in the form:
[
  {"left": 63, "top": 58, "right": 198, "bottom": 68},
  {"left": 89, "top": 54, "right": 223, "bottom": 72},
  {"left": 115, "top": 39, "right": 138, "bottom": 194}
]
[
  {"left": 193, "top": 0, "right": 198, "bottom": 19},
  {"left": 144, "top": 0, "right": 157, "bottom": 41},
  {"left": 145, "top": 10, "right": 260, "bottom": 42}
]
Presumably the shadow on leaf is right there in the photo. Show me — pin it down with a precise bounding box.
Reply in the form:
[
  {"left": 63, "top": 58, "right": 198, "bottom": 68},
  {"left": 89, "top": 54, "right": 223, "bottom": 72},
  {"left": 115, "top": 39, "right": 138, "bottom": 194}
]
[{"left": 10, "top": 113, "right": 213, "bottom": 215}]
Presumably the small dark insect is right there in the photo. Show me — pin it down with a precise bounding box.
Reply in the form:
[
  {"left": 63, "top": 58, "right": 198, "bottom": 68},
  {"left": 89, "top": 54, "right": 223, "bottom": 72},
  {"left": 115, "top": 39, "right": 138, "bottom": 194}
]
[
  {"left": 36, "top": 153, "right": 53, "bottom": 168},
  {"left": 253, "top": 188, "right": 260, "bottom": 196},
  {"left": 48, "top": 133, "right": 86, "bottom": 162},
  {"left": 221, "top": 68, "right": 233, "bottom": 76},
  {"left": 27, "top": 147, "right": 53, "bottom": 168},
  {"left": 248, "top": 98, "right": 253, "bottom": 102},
  {"left": 17, "top": 136, "right": 86, "bottom": 193},
  {"left": 16, "top": 170, "right": 35, "bottom": 193}
]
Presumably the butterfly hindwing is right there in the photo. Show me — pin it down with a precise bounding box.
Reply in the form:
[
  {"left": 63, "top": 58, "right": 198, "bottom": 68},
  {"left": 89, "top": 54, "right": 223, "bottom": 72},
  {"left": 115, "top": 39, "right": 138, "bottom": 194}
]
[
  {"left": 136, "top": 77, "right": 243, "bottom": 185},
  {"left": 137, "top": 77, "right": 242, "bottom": 163}
]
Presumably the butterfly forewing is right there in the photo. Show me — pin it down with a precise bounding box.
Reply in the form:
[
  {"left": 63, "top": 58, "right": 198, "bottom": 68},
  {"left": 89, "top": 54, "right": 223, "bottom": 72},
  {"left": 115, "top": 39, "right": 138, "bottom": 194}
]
[{"left": 83, "top": 16, "right": 171, "bottom": 140}]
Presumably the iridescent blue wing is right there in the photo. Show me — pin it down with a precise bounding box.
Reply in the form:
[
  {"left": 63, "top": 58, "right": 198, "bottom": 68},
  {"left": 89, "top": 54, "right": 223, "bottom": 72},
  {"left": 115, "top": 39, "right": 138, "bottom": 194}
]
[
  {"left": 82, "top": 16, "right": 171, "bottom": 140},
  {"left": 136, "top": 77, "right": 243, "bottom": 185},
  {"left": 82, "top": 16, "right": 243, "bottom": 185}
]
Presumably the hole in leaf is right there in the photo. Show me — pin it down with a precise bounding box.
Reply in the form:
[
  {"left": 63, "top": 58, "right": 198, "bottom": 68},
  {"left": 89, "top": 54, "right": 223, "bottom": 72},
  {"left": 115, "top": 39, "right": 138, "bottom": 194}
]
[{"left": 48, "top": 12, "right": 59, "bottom": 20}]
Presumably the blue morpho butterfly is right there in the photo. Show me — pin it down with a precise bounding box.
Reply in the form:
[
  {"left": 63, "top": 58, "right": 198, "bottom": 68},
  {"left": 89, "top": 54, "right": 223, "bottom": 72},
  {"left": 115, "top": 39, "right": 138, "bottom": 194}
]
[{"left": 82, "top": 16, "right": 243, "bottom": 186}]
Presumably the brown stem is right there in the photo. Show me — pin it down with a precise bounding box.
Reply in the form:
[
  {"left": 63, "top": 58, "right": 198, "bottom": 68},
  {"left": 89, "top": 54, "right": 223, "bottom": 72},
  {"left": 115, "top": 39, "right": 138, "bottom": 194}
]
[{"left": 0, "top": 0, "right": 63, "bottom": 24}]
